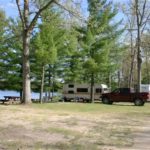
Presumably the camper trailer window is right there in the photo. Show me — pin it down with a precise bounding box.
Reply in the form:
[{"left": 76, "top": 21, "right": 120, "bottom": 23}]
[
  {"left": 68, "top": 84, "right": 74, "bottom": 88},
  {"left": 68, "top": 90, "right": 74, "bottom": 94},
  {"left": 77, "top": 88, "right": 88, "bottom": 92},
  {"left": 96, "top": 88, "right": 102, "bottom": 93}
]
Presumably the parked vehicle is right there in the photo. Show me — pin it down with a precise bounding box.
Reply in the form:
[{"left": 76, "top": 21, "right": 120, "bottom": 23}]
[
  {"left": 62, "top": 83, "right": 109, "bottom": 102},
  {"left": 101, "top": 88, "right": 150, "bottom": 106}
]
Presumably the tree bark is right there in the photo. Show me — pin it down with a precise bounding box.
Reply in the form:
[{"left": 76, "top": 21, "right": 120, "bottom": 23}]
[
  {"left": 16, "top": 0, "right": 56, "bottom": 104},
  {"left": 20, "top": 63, "right": 23, "bottom": 101},
  {"left": 145, "top": 51, "right": 150, "bottom": 84},
  {"left": 128, "top": 31, "right": 135, "bottom": 88},
  {"left": 90, "top": 73, "right": 94, "bottom": 103},
  {"left": 109, "top": 73, "right": 112, "bottom": 90},
  {"left": 51, "top": 65, "right": 55, "bottom": 100},
  {"left": 118, "top": 71, "right": 121, "bottom": 88},
  {"left": 40, "top": 65, "right": 45, "bottom": 104},
  {"left": 135, "top": 0, "right": 142, "bottom": 92},
  {"left": 22, "top": 29, "right": 31, "bottom": 104},
  {"left": 48, "top": 64, "right": 52, "bottom": 99}
]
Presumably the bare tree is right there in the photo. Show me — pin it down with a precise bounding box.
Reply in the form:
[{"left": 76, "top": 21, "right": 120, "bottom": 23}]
[
  {"left": 125, "top": 11, "right": 136, "bottom": 88},
  {"left": 120, "top": 1, "right": 137, "bottom": 88},
  {"left": 122, "top": 0, "right": 150, "bottom": 91},
  {"left": 134, "top": 0, "right": 150, "bottom": 92}
]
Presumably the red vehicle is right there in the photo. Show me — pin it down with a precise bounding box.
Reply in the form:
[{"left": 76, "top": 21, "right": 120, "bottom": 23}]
[{"left": 101, "top": 88, "right": 150, "bottom": 106}]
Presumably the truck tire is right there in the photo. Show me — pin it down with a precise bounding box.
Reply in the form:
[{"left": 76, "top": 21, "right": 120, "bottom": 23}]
[
  {"left": 64, "top": 97, "right": 70, "bottom": 102},
  {"left": 102, "top": 97, "right": 113, "bottom": 105},
  {"left": 134, "top": 98, "right": 144, "bottom": 106},
  {"left": 64, "top": 97, "right": 67, "bottom": 102}
]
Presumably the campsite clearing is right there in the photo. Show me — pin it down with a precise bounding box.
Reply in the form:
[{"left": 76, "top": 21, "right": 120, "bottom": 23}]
[{"left": 0, "top": 102, "right": 150, "bottom": 150}]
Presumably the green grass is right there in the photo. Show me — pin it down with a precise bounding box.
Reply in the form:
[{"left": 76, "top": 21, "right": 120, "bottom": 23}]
[{"left": 31, "top": 102, "right": 150, "bottom": 114}]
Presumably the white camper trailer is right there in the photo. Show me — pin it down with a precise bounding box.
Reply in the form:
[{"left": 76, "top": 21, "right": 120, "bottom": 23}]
[{"left": 62, "top": 83, "right": 109, "bottom": 102}]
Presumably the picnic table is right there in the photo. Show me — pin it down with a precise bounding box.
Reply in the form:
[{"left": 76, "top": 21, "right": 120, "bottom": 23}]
[{"left": 0, "top": 96, "right": 20, "bottom": 104}]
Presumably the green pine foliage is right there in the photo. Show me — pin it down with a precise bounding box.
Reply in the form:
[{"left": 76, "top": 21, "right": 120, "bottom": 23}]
[
  {"left": 0, "top": 1, "right": 134, "bottom": 96},
  {"left": 77, "top": 0, "right": 124, "bottom": 85},
  {"left": 0, "top": 11, "right": 23, "bottom": 91},
  {"left": 59, "top": 28, "right": 83, "bottom": 83},
  {"left": 31, "top": 9, "right": 66, "bottom": 93}
]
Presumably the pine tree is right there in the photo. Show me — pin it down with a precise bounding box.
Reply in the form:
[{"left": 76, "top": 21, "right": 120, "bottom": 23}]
[
  {"left": 78, "top": 0, "right": 123, "bottom": 102},
  {"left": 0, "top": 11, "right": 23, "bottom": 95},
  {"left": 31, "top": 9, "right": 66, "bottom": 103}
]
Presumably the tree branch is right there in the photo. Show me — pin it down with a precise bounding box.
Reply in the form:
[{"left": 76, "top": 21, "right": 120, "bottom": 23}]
[
  {"left": 139, "top": 0, "right": 147, "bottom": 26},
  {"left": 16, "top": 0, "right": 25, "bottom": 29},
  {"left": 141, "top": 12, "right": 150, "bottom": 34},
  {"left": 54, "top": 1, "right": 86, "bottom": 23},
  {"left": 28, "top": 0, "right": 55, "bottom": 32}
]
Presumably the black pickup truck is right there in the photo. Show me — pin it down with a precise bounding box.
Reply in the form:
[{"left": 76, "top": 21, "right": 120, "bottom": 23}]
[{"left": 101, "top": 88, "right": 150, "bottom": 106}]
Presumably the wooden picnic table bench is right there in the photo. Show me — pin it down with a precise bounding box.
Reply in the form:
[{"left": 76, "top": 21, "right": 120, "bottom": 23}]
[
  {"left": 0, "top": 96, "right": 20, "bottom": 104},
  {"left": 0, "top": 99, "right": 10, "bottom": 104},
  {"left": 4, "top": 96, "right": 20, "bottom": 100}
]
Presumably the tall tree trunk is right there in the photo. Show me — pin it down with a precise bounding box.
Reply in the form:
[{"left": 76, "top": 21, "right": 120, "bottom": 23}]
[
  {"left": 16, "top": 0, "right": 56, "bottom": 104},
  {"left": 118, "top": 70, "right": 121, "bottom": 88},
  {"left": 48, "top": 64, "right": 52, "bottom": 99},
  {"left": 51, "top": 65, "right": 55, "bottom": 101},
  {"left": 40, "top": 65, "right": 45, "bottom": 104},
  {"left": 137, "top": 41, "right": 142, "bottom": 92},
  {"left": 22, "top": 29, "right": 31, "bottom": 104},
  {"left": 137, "top": 29, "right": 142, "bottom": 92},
  {"left": 146, "top": 51, "right": 150, "bottom": 84},
  {"left": 20, "top": 63, "right": 23, "bottom": 101},
  {"left": 128, "top": 31, "right": 135, "bottom": 88},
  {"left": 109, "top": 73, "right": 112, "bottom": 90},
  {"left": 135, "top": 0, "right": 142, "bottom": 92},
  {"left": 21, "top": 0, "right": 31, "bottom": 104},
  {"left": 90, "top": 72, "right": 94, "bottom": 103},
  {"left": 20, "top": 90, "right": 23, "bottom": 101}
]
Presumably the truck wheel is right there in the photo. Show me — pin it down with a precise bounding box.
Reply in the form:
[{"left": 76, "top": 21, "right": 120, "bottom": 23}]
[
  {"left": 134, "top": 99, "right": 144, "bottom": 106},
  {"left": 64, "top": 97, "right": 70, "bottom": 102},
  {"left": 102, "top": 97, "right": 112, "bottom": 105}
]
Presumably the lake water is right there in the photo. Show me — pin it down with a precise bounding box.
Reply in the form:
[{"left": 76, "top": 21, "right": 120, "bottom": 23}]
[{"left": 0, "top": 90, "right": 39, "bottom": 99}]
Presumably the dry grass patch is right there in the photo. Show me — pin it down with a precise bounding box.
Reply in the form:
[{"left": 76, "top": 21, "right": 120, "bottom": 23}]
[{"left": 0, "top": 103, "right": 150, "bottom": 150}]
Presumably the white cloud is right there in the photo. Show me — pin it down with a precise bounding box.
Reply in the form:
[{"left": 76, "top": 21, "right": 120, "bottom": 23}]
[
  {"left": 7, "top": 2, "right": 16, "bottom": 8},
  {"left": 0, "top": 1, "right": 18, "bottom": 17},
  {"left": 0, "top": 1, "right": 17, "bottom": 10},
  {"left": 0, "top": 5, "right": 5, "bottom": 9}
]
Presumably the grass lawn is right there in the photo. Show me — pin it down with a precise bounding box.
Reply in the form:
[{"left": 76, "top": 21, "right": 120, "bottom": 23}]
[{"left": 0, "top": 102, "right": 150, "bottom": 150}]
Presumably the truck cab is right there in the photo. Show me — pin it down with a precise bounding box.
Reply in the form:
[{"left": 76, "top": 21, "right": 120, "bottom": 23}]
[
  {"left": 101, "top": 88, "right": 149, "bottom": 106},
  {"left": 109, "top": 88, "right": 134, "bottom": 102}
]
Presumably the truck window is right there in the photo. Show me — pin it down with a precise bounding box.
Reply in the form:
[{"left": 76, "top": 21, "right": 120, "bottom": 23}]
[
  {"left": 68, "top": 90, "right": 74, "bottom": 94},
  {"left": 112, "top": 89, "right": 120, "bottom": 93},
  {"left": 120, "top": 88, "right": 130, "bottom": 94},
  {"left": 68, "top": 84, "right": 74, "bottom": 88},
  {"left": 95, "top": 88, "right": 102, "bottom": 93},
  {"left": 77, "top": 88, "right": 88, "bottom": 92}
]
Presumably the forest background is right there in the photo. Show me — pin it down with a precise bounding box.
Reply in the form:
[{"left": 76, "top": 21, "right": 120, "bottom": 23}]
[{"left": 0, "top": 0, "right": 150, "bottom": 103}]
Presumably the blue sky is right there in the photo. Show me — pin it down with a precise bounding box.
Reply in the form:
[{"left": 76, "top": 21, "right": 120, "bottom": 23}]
[
  {"left": 0, "top": 0, "right": 127, "bottom": 18},
  {"left": 0, "top": 0, "right": 18, "bottom": 17}
]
